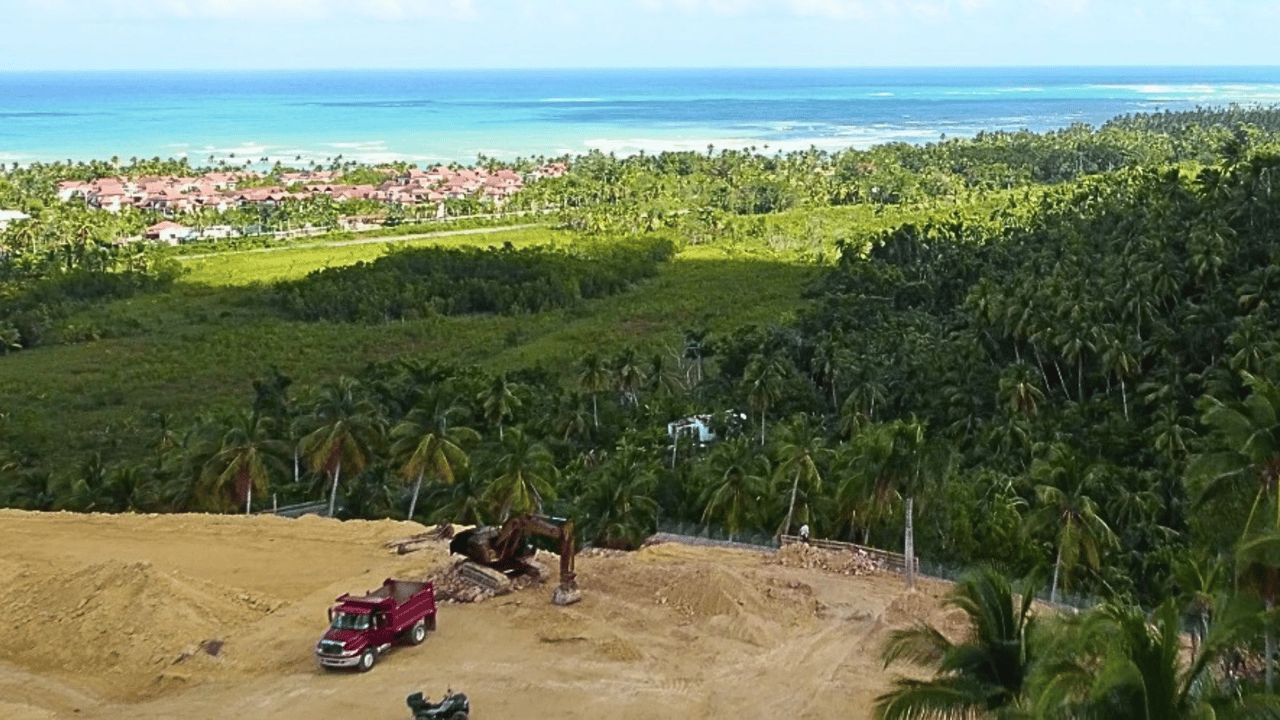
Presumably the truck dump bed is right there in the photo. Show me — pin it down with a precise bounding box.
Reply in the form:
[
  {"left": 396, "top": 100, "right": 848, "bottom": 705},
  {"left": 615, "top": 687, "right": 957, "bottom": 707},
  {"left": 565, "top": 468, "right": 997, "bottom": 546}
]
[{"left": 343, "top": 579, "right": 429, "bottom": 607}]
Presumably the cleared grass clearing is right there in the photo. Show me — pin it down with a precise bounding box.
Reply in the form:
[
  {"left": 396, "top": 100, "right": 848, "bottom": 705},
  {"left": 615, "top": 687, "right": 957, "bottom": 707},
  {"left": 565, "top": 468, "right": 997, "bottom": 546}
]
[{"left": 179, "top": 225, "right": 572, "bottom": 286}]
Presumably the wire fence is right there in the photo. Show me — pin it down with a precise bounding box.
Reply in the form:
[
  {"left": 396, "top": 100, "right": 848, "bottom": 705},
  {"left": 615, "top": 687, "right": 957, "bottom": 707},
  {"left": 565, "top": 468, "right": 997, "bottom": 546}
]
[
  {"left": 652, "top": 519, "right": 1099, "bottom": 612},
  {"left": 653, "top": 519, "right": 781, "bottom": 551}
]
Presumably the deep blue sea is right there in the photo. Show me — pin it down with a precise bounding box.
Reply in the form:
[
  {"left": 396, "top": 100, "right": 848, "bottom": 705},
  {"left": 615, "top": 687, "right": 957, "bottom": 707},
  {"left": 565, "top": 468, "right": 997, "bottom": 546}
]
[{"left": 1, "top": 67, "right": 1279, "bottom": 167}]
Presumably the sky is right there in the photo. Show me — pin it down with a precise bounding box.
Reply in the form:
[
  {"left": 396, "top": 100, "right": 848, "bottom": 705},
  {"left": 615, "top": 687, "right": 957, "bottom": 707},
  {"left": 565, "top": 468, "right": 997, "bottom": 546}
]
[{"left": 1, "top": 0, "right": 1278, "bottom": 71}]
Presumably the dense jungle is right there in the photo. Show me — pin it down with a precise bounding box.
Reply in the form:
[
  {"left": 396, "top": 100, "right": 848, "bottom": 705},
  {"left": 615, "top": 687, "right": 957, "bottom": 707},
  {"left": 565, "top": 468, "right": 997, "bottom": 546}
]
[{"left": 5, "top": 105, "right": 1280, "bottom": 717}]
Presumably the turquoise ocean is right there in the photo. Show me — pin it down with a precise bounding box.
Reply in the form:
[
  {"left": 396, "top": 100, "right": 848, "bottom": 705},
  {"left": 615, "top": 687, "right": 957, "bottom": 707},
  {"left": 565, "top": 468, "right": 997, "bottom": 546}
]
[{"left": 1, "top": 67, "right": 1278, "bottom": 167}]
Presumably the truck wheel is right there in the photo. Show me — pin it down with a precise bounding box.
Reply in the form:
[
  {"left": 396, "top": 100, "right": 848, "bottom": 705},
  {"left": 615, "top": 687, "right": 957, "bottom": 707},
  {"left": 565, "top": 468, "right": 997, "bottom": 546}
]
[
  {"left": 357, "top": 648, "right": 376, "bottom": 672},
  {"left": 408, "top": 619, "right": 427, "bottom": 645},
  {"left": 426, "top": 614, "right": 437, "bottom": 632}
]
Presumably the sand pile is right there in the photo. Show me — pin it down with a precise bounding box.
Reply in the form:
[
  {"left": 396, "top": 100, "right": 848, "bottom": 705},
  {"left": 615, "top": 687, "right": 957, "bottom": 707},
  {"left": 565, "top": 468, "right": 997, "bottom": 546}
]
[
  {"left": 772, "top": 542, "right": 883, "bottom": 575},
  {"left": 580, "top": 547, "right": 823, "bottom": 649},
  {"left": 4, "top": 559, "right": 280, "bottom": 698}
]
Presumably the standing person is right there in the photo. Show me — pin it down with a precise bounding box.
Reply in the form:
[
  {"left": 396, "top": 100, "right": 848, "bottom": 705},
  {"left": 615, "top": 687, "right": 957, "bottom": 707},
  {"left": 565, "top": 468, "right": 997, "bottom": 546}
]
[{"left": 799, "top": 523, "right": 811, "bottom": 544}]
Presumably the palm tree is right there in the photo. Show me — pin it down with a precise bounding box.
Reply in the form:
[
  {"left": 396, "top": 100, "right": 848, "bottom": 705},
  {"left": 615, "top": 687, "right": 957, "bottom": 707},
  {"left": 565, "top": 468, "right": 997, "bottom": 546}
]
[
  {"left": 199, "top": 410, "right": 288, "bottom": 514},
  {"left": 683, "top": 328, "right": 712, "bottom": 385},
  {"left": 578, "top": 441, "right": 659, "bottom": 549},
  {"left": 1188, "top": 372, "right": 1280, "bottom": 689},
  {"left": 876, "top": 567, "right": 1038, "bottom": 720},
  {"left": 698, "top": 436, "right": 769, "bottom": 541},
  {"left": 390, "top": 392, "right": 479, "bottom": 521},
  {"left": 850, "top": 419, "right": 948, "bottom": 589},
  {"left": 1027, "top": 443, "right": 1117, "bottom": 603},
  {"left": 477, "top": 374, "right": 522, "bottom": 441},
  {"left": 577, "top": 354, "right": 611, "bottom": 428},
  {"left": 743, "top": 351, "right": 788, "bottom": 445},
  {"left": 612, "top": 348, "right": 648, "bottom": 408},
  {"left": 1188, "top": 371, "right": 1280, "bottom": 539},
  {"left": 1234, "top": 528, "right": 1280, "bottom": 692},
  {"left": 773, "top": 414, "right": 830, "bottom": 538},
  {"left": 1031, "top": 595, "right": 1268, "bottom": 720},
  {"left": 1173, "top": 552, "right": 1227, "bottom": 660},
  {"left": 420, "top": 464, "right": 490, "bottom": 527},
  {"left": 548, "top": 391, "right": 593, "bottom": 446},
  {"left": 482, "top": 428, "right": 556, "bottom": 520},
  {"left": 297, "top": 377, "right": 383, "bottom": 517}
]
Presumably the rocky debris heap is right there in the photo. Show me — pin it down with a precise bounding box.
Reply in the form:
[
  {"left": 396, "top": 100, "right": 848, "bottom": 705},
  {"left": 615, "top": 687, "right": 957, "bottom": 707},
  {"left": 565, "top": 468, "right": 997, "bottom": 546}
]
[
  {"left": 578, "top": 547, "right": 628, "bottom": 559},
  {"left": 772, "top": 542, "right": 884, "bottom": 575},
  {"left": 427, "top": 556, "right": 551, "bottom": 603}
]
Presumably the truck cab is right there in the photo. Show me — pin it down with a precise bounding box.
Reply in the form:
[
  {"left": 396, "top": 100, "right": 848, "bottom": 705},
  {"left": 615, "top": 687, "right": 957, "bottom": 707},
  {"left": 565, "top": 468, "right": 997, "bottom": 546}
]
[{"left": 315, "top": 579, "right": 436, "bottom": 671}]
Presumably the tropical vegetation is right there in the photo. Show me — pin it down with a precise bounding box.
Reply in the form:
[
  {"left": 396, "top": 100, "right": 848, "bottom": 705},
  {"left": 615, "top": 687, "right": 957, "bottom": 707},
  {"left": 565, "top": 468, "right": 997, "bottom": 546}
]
[{"left": 3, "top": 104, "right": 1280, "bottom": 714}]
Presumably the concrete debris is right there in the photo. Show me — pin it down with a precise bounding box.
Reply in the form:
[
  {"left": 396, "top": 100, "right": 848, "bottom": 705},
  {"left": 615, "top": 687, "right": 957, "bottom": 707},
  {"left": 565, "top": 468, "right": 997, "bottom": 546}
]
[{"left": 772, "top": 542, "right": 884, "bottom": 575}]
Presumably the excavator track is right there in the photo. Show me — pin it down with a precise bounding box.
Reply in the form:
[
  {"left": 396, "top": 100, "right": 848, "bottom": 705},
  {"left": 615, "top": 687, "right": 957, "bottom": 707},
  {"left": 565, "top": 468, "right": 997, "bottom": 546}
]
[{"left": 457, "top": 561, "right": 512, "bottom": 595}]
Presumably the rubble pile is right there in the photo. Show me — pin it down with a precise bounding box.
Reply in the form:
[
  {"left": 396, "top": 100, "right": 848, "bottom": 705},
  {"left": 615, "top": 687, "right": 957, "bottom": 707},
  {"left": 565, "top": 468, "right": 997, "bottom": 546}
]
[
  {"left": 772, "top": 542, "right": 884, "bottom": 576},
  {"left": 427, "top": 556, "right": 550, "bottom": 603},
  {"left": 578, "top": 546, "right": 628, "bottom": 559}
]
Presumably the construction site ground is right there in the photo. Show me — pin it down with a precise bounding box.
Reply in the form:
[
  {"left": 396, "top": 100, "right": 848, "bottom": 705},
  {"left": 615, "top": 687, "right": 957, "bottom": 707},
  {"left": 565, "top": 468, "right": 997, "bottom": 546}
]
[{"left": 0, "top": 509, "right": 962, "bottom": 720}]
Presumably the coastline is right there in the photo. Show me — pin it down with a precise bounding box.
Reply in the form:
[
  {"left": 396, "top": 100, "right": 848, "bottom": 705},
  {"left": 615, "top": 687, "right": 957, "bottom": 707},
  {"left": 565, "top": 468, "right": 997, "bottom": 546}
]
[{"left": 2, "top": 66, "right": 1280, "bottom": 167}]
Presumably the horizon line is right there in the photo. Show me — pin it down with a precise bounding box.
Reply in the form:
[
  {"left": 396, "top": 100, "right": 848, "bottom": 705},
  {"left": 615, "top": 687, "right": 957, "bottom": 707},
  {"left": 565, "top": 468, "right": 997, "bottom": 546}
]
[{"left": 5, "top": 63, "right": 1280, "bottom": 74}]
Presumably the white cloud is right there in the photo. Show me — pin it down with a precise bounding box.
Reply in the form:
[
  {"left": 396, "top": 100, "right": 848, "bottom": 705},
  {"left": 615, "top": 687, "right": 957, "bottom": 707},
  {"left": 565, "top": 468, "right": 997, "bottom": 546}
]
[
  {"left": 632, "top": 0, "right": 764, "bottom": 15},
  {"left": 786, "top": 0, "right": 1003, "bottom": 21},
  {"left": 5, "top": 0, "right": 479, "bottom": 22},
  {"left": 1037, "top": 0, "right": 1092, "bottom": 13}
]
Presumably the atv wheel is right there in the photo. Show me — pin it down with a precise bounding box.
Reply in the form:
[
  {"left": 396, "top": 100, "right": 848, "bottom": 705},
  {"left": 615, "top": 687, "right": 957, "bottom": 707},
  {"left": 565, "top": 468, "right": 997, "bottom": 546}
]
[
  {"left": 357, "top": 648, "right": 376, "bottom": 672},
  {"left": 449, "top": 712, "right": 468, "bottom": 720},
  {"left": 408, "top": 619, "right": 427, "bottom": 645}
]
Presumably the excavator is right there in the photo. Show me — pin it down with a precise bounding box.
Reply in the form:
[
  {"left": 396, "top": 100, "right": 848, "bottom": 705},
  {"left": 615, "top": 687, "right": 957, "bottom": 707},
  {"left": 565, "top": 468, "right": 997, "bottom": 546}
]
[{"left": 449, "top": 514, "right": 581, "bottom": 605}]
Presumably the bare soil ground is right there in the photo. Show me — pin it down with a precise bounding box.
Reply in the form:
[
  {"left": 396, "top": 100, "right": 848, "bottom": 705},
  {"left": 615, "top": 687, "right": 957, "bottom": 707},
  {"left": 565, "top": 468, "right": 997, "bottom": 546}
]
[{"left": 0, "top": 510, "right": 957, "bottom": 720}]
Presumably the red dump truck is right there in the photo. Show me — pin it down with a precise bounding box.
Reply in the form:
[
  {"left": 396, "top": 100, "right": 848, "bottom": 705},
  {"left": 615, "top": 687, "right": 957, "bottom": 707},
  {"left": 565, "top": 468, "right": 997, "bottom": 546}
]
[{"left": 314, "top": 578, "right": 437, "bottom": 672}]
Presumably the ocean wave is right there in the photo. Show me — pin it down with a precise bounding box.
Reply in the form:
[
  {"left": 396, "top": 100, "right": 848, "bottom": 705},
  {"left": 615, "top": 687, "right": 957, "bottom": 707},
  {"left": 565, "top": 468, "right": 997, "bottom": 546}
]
[
  {"left": 0, "top": 111, "right": 79, "bottom": 118},
  {"left": 540, "top": 98, "right": 603, "bottom": 103},
  {"left": 204, "top": 144, "right": 274, "bottom": 156},
  {"left": 1095, "top": 84, "right": 1221, "bottom": 95},
  {"left": 944, "top": 87, "right": 1045, "bottom": 96},
  {"left": 297, "top": 100, "right": 437, "bottom": 108},
  {"left": 320, "top": 141, "right": 388, "bottom": 150},
  {"left": 580, "top": 128, "right": 953, "bottom": 156}
]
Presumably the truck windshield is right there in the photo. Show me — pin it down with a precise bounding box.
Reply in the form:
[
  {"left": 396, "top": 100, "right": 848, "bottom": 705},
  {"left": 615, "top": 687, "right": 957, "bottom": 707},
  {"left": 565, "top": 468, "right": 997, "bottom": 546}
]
[{"left": 330, "top": 612, "right": 370, "bottom": 631}]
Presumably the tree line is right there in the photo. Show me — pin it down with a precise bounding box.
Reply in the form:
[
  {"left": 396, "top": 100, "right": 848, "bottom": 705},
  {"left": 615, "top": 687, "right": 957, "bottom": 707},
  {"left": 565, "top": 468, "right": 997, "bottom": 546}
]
[{"left": 271, "top": 236, "right": 676, "bottom": 322}]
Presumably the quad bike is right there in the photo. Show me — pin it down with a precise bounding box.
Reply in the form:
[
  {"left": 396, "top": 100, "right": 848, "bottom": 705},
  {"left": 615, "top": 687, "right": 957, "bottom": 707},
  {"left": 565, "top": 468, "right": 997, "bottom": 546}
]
[{"left": 406, "top": 689, "right": 470, "bottom": 720}]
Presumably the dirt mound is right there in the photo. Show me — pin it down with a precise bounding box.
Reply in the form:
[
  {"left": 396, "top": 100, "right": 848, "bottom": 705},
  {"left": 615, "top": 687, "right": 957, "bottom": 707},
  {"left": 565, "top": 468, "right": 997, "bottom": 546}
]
[
  {"left": 882, "top": 590, "right": 942, "bottom": 627},
  {"left": 773, "top": 542, "right": 883, "bottom": 575},
  {"left": 5, "top": 559, "right": 280, "bottom": 699}
]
